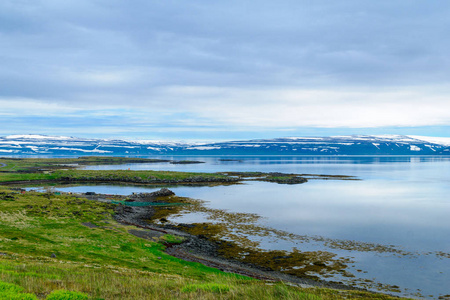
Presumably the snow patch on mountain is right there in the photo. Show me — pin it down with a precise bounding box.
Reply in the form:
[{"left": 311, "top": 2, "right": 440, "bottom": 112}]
[
  {"left": 186, "top": 146, "right": 221, "bottom": 150},
  {"left": 407, "top": 135, "right": 450, "bottom": 146},
  {"left": 131, "top": 139, "right": 184, "bottom": 146},
  {"left": 48, "top": 147, "right": 112, "bottom": 153}
]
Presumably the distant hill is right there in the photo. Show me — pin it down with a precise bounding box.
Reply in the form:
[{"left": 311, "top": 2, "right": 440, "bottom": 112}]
[{"left": 1, "top": 134, "right": 449, "bottom": 156}]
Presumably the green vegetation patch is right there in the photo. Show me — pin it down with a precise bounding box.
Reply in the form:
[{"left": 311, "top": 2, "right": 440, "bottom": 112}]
[
  {"left": 218, "top": 171, "right": 358, "bottom": 184},
  {"left": 181, "top": 283, "right": 231, "bottom": 293},
  {"left": 46, "top": 290, "right": 89, "bottom": 300},
  {"left": 0, "top": 280, "right": 38, "bottom": 300},
  {"left": 0, "top": 169, "right": 237, "bottom": 185},
  {"left": 0, "top": 157, "right": 169, "bottom": 172},
  {"left": 0, "top": 157, "right": 238, "bottom": 185},
  {"left": 0, "top": 188, "right": 219, "bottom": 277}
]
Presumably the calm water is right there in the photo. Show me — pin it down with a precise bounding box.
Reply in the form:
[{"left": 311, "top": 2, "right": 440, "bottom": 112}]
[{"left": 30, "top": 156, "right": 450, "bottom": 298}]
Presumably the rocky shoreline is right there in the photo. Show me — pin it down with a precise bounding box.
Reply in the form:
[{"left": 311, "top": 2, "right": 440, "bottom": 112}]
[{"left": 112, "top": 189, "right": 365, "bottom": 293}]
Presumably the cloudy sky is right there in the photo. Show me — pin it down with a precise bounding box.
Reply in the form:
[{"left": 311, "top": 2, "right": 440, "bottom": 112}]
[{"left": 1, "top": 0, "right": 449, "bottom": 141}]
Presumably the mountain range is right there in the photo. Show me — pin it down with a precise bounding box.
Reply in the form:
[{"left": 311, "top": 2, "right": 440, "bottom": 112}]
[{"left": 1, "top": 134, "right": 450, "bottom": 156}]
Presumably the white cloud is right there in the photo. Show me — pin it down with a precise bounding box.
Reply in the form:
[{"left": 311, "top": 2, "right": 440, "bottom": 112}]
[
  {"left": 149, "top": 85, "right": 450, "bottom": 128},
  {"left": 2, "top": 84, "right": 449, "bottom": 130},
  {"left": 0, "top": 98, "right": 80, "bottom": 115},
  {"left": 59, "top": 68, "right": 143, "bottom": 86}
]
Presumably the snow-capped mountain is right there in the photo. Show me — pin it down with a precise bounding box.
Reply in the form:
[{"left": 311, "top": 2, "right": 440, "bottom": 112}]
[
  {"left": 0, "top": 135, "right": 185, "bottom": 155},
  {"left": 171, "top": 135, "right": 450, "bottom": 155},
  {"left": 0, "top": 134, "right": 449, "bottom": 156}
]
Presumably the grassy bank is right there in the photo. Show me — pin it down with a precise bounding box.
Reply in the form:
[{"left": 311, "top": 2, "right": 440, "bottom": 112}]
[
  {"left": 0, "top": 169, "right": 235, "bottom": 184},
  {"left": 0, "top": 157, "right": 170, "bottom": 172},
  {"left": 0, "top": 157, "right": 238, "bottom": 185}
]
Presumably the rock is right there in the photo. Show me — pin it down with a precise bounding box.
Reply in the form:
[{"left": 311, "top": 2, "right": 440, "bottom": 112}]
[
  {"left": 128, "top": 188, "right": 176, "bottom": 202},
  {"left": 273, "top": 255, "right": 293, "bottom": 260},
  {"left": 178, "top": 223, "right": 195, "bottom": 228},
  {"left": 170, "top": 160, "right": 205, "bottom": 164},
  {"left": 152, "top": 188, "right": 175, "bottom": 197}
]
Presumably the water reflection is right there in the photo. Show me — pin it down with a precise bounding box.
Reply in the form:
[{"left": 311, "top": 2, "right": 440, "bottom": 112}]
[{"left": 81, "top": 156, "right": 450, "bottom": 180}]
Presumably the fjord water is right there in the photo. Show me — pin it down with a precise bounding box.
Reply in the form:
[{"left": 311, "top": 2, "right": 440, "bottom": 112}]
[{"left": 66, "top": 156, "right": 449, "bottom": 297}]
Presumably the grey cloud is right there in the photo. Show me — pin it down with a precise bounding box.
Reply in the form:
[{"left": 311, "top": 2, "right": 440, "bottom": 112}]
[{"left": 1, "top": 0, "right": 450, "bottom": 105}]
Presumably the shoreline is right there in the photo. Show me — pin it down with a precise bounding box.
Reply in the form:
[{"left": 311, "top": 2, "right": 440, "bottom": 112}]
[{"left": 111, "top": 189, "right": 372, "bottom": 295}]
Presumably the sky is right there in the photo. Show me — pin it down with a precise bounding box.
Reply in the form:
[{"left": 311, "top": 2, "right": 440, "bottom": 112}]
[{"left": 1, "top": 0, "right": 449, "bottom": 142}]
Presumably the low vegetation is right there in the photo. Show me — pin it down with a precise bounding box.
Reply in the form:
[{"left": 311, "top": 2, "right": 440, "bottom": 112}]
[{"left": 0, "top": 157, "right": 170, "bottom": 172}]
